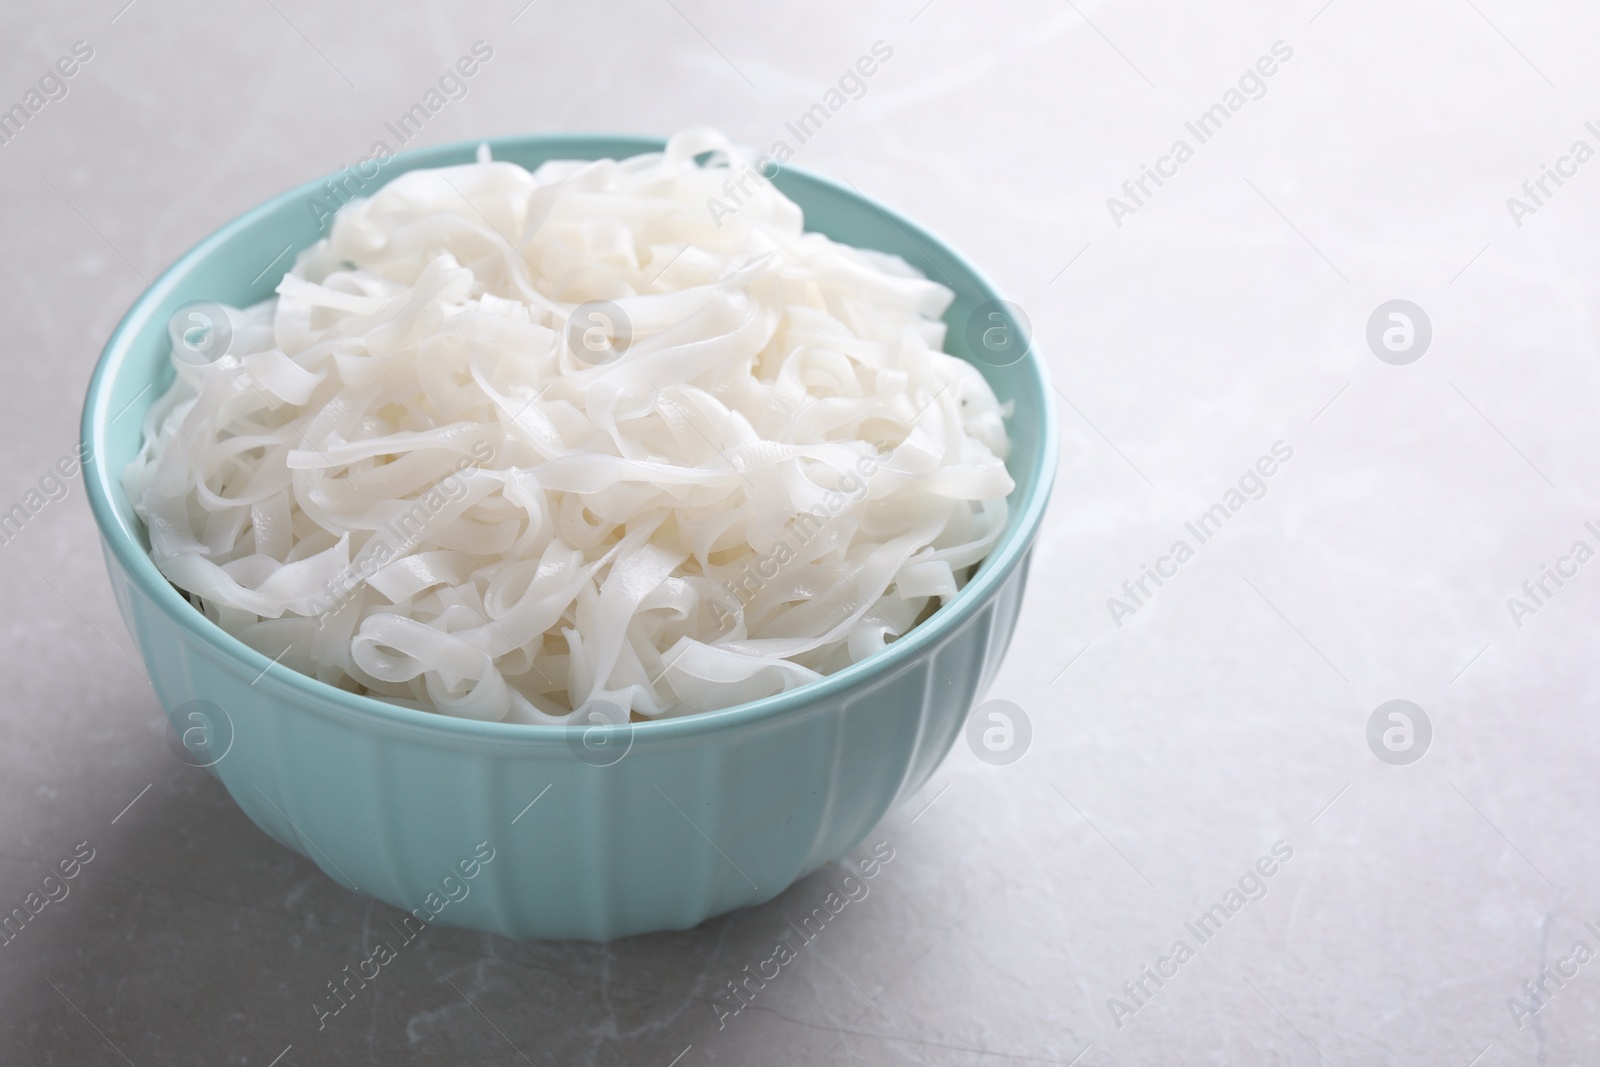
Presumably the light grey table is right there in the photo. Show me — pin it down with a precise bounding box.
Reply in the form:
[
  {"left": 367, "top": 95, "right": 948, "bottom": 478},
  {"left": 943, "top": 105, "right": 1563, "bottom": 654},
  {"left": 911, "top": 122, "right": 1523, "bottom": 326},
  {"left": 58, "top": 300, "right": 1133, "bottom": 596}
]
[{"left": 3, "top": 0, "right": 1597, "bottom": 1062}]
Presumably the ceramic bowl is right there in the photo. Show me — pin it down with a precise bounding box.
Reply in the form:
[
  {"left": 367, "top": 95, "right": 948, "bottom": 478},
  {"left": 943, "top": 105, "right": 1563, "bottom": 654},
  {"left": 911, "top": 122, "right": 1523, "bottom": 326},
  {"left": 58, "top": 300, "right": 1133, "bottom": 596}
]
[{"left": 80, "top": 134, "right": 1057, "bottom": 940}]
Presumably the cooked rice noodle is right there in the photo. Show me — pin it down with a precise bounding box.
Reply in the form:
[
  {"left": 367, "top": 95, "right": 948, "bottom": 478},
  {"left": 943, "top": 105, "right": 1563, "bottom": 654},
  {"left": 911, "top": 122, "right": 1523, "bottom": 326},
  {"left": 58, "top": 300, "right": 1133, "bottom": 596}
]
[{"left": 125, "top": 128, "right": 1015, "bottom": 723}]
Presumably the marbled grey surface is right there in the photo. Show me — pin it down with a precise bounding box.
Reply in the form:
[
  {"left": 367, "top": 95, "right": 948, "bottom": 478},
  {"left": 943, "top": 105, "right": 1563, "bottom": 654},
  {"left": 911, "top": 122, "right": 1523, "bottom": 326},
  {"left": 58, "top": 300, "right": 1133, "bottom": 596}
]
[{"left": 4, "top": 0, "right": 1600, "bottom": 1063}]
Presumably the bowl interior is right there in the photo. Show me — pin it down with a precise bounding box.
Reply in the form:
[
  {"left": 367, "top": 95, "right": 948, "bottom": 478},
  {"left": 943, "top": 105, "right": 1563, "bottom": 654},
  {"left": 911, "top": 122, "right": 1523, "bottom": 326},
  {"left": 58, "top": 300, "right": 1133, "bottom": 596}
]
[{"left": 82, "top": 134, "right": 1057, "bottom": 738}]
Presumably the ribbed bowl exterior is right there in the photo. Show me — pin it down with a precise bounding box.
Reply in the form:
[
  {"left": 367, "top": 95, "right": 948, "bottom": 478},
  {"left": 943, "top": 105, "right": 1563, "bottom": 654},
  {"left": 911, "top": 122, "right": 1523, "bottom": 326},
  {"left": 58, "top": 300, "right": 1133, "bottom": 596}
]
[
  {"left": 82, "top": 134, "right": 1058, "bottom": 941},
  {"left": 103, "top": 538, "right": 1035, "bottom": 941}
]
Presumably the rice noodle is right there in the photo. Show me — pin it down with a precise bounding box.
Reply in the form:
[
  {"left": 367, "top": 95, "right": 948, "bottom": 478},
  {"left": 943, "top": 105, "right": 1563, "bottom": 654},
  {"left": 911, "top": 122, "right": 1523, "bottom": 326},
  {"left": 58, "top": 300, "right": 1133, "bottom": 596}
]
[{"left": 124, "top": 129, "right": 1015, "bottom": 723}]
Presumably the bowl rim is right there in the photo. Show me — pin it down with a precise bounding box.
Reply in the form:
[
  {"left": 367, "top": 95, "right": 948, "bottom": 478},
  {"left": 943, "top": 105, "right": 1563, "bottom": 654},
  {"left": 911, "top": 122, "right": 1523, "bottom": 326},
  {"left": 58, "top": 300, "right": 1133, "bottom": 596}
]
[{"left": 81, "top": 131, "right": 1059, "bottom": 746}]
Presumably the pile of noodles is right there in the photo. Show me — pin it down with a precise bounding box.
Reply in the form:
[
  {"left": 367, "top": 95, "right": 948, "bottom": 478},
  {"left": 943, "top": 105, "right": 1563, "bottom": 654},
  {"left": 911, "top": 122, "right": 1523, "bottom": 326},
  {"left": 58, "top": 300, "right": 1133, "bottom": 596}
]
[{"left": 125, "top": 129, "right": 1014, "bottom": 723}]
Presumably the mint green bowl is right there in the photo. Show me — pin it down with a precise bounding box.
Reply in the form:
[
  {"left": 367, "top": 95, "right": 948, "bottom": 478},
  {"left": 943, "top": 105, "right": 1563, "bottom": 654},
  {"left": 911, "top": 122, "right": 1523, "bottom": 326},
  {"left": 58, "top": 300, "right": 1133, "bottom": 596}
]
[{"left": 81, "top": 134, "right": 1057, "bottom": 941}]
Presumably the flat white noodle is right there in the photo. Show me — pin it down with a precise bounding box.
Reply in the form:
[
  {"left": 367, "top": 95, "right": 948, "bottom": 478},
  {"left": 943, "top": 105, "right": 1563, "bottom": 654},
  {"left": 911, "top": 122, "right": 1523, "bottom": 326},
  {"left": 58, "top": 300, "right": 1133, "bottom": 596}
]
[{"left": 125, "top": 128, "right": 1015, "bottom": 723}]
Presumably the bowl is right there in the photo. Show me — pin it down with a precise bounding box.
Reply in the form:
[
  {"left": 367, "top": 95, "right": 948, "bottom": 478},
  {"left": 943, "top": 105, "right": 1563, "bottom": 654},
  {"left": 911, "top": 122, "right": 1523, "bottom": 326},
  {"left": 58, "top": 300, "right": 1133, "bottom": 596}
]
[{"left": 81, "top": 134, "right": 1058, "bottom": 941}]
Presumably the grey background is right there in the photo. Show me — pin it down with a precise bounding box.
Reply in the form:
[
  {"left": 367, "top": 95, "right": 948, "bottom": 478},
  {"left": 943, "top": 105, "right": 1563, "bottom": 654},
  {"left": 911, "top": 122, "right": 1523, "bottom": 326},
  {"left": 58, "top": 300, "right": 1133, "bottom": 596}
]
[{"left": 2, "top": 0, "right": 1597, "bottom": 1063}]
